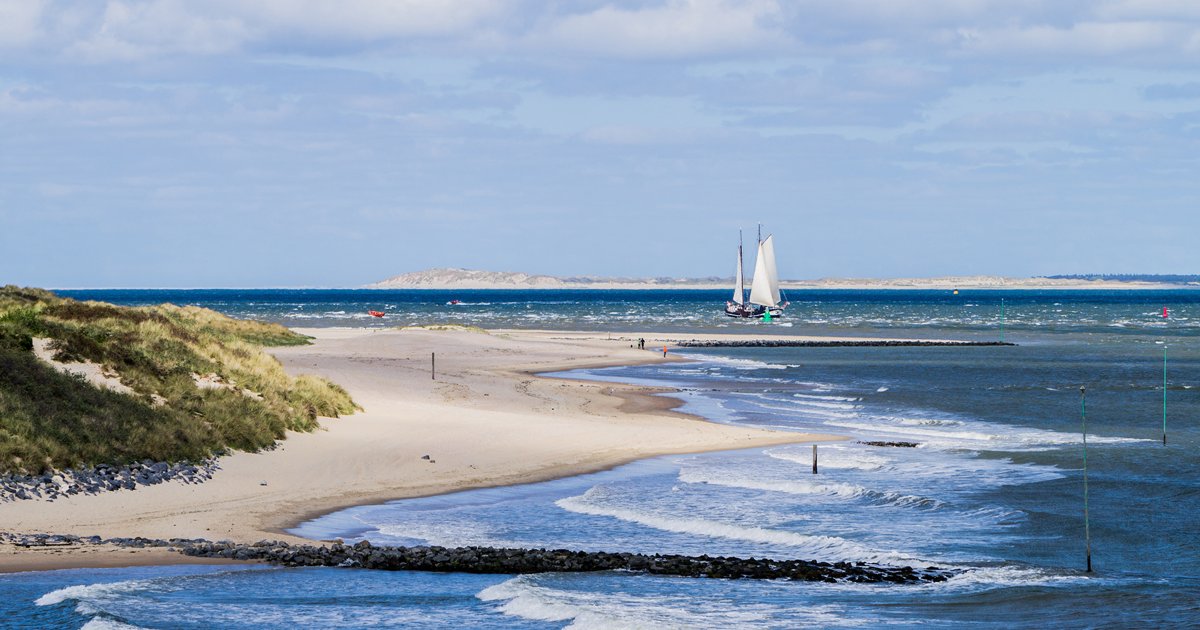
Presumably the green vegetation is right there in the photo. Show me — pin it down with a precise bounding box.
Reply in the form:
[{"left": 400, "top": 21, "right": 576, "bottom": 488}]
[{"left": 0, "top": 286, "right": 357, "bottom": 474}]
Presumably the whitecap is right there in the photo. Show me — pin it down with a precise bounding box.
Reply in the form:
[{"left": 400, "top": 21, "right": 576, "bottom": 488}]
[{"left": 555, "top": 491, "right": 928, "bottom": 567}]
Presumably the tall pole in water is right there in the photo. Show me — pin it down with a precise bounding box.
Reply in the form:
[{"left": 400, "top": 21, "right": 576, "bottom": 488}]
[
  {"left": 1000, "top": 298, "right": 1005, "bottom": 343},
  {"left": 1080, "top": 385, "right": 1092, "bottom": 573},
  {"left": 1163, "top": 343, "right": 1168, "bottom": 445}
]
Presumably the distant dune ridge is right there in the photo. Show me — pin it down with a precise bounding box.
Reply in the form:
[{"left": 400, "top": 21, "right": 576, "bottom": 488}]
[
  {"left": 368, "top": 268, "right": 1191, "bottom": 290},
  {"left": 368, "top": 268, "right": 727, "bottom": 289}
]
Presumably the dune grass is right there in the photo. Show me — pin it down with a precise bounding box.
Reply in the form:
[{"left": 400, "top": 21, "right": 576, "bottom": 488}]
[{"left": 0, "top": 286, "right": 357, "bottom": 474}]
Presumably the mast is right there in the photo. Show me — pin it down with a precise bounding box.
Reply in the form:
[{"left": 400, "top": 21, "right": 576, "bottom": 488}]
[{"left": 732, "top": 230, "right": 745, "bottom": 305}]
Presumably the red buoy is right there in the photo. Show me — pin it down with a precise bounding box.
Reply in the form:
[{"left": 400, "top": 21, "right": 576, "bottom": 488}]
[{"left": 1163, "top": 306, "right": 1169, "bottom": 319}]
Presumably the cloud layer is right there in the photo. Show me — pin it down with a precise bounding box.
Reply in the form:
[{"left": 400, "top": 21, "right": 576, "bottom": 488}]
[{"left": 2, "top": 1, "right": 1198, "bottom": 286}]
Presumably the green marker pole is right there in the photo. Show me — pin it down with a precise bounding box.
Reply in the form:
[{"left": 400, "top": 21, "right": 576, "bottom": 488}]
[{"left": 1081, "top": 385, "right": 1092, "bottom": 573}]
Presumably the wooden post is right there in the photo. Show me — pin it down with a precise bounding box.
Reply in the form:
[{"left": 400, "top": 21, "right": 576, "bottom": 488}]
[
  {"left": 1081, "top": 385, "right": 1092, "bottom": 573},
  {"left": 431, "top": 352, "right": 436, "bottom": 380},
  {"left": 812, "top": 444, "right": 818, "bottom": 475}
]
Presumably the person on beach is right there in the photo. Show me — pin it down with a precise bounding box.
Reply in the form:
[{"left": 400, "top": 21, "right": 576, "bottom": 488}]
[
  {"left": 662, "top": 345, "right": 668, "bottom": 357},
  {"left": 638, "top": 338, "right": 645, "bottom": 350}
]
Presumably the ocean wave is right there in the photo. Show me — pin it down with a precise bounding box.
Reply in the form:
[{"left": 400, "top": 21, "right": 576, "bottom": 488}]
[
  {"left": 81, "top": 619, "right": 149, "bottom": 630},
  {"left": 794, "top": 393, "right": 862, "bottom": 402},
  {"left": 677, "top": 467, "right": 946, "bottom": 510},
  {"left": 555, "top": 490, "right": 929, "bottom": 567},
  {"left": 35, "top": 580, "right": 153, "bottom": 609},
  {"left": 766, "top": 447, "right": 890, "bottom": 471},
  {"left": 682, "top": 353, "right": 793, "bottom": 370},
  {"left": 766, "top": 444, "right": 1064, "bottom": 490},
  {"left": 478, "top": 575, "right": 855, "bottom": 629},
  {"left": 934, "top": 565, "right": 1096, "bottom": 591},
  {"left": 746, "top": 402, "right": 857, "bottom": 421},
  {"left": 823, "top": 418, "right": 1147, "bottom": 451},
  {"left": 35, "top": 578, "right": 164, "bottom": 624}
]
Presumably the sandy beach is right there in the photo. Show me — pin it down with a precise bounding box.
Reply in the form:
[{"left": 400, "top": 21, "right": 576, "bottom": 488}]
[{"left": 1, "top": 327, "right": 847, "bottom": 573}]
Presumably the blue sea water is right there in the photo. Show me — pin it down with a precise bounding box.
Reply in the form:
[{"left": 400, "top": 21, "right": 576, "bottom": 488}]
[{"left": 5, "top": 289, "right": 1199, "bottom": 628}]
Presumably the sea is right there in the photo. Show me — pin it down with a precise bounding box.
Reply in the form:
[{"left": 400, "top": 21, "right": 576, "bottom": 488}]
[{"left": 3, "top": 289, "right": 1198, "bottom": 628}]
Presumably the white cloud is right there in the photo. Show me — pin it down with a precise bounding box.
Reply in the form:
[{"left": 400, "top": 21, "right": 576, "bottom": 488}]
[
  {"left": 956, "top": 20, "right": 1197, "bottom": 57},
  {"left": 0, "top": 0, "right": 47, "bottom": 48},
  {"left": 237, "top": 0, "right": 507, "bottom": 41},
  {"left": 65, "top": 0, "right": 248, "bottom": 61},
  {"left": 536, "top": 0, "right": 788, "bottom": 58},
  {"left": 1095, "top": 0, "right": 1200, "bottom": 21},
  {"left": 10, "top": 0, "right": 1200, "bottom": 64}
]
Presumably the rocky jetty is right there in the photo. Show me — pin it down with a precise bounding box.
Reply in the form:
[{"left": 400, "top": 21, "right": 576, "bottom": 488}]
[
  {"left": 2, "top": 533, "right": 951, "bottom": 584},
  {"left": 676, "top": 340, "right": 1014, "bottom": 348},
  {"left": 0, "top": 458, "right": 219, "bottom": 503},
  {"left": 859, "top": 441, "right": 920, "bottom": 448}
]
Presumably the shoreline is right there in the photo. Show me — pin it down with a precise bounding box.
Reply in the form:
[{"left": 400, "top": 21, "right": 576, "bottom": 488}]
[
  {"left": 54, "top": 282, "right": 1200, "bottom": 291},
  {"left": 1, "top": 327, "right": 847, "bottom": 574}
]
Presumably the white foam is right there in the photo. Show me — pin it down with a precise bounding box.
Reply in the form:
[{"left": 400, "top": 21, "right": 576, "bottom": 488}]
[
  {"left": 794, "top": 393, "right": 862, "bottom": 402},
  {"left": 35, "top": 580, "right": 150, "bottom": 607},
  {"left": 767, "top": 447, "right": 890, "bottom": 471},
  {"left": 373, "top": 519, "right": 514, "bottom": 549},
  {"left": 35, "top": 578, "right": 167, "bottom": 623},
  {"left": 678, "top": 467, "right": 945, "bottom": 510},
  {"left": 81, "top": 619, "right": 148, "bottom": 630},
  {"left": 478, "top": 575, "right": 851, "bottom": 629},
  {"left": 556, "top": 491, "right": 928, "bottom": 567},
  {"left": 936, "top": 565, "right": 1095, "bottom": 591},
  {"left": 824, "top": 417, "right": 1147, "bottom": 451},
  {"left": 682, "top": 353, "right": 791, "bottom": 370}
]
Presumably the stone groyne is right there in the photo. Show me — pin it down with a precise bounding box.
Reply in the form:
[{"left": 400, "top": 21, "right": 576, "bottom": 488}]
[{"left": 3, "top": 533, "right": 951, "bottom": 584}]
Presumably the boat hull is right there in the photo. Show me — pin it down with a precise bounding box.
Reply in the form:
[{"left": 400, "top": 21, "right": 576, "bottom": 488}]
[
  {"left": 724, "top": 303, "right": 787, "bottom": 318},
  {"left": 724, "top": 303, "right": 766, "bottom": 318}
]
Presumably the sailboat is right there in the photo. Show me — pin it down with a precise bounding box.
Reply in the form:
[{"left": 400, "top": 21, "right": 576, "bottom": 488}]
[
  {"left": 725, "top": 226, "right": 788, "bottom": 318},
  {"left": 725, "top": 231, "right": 762, "bottom": 317}
]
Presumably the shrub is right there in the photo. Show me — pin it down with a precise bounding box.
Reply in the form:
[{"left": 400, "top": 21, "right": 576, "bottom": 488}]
[{"left": 0, "top": 287, "right": 358, "bottom": 474}]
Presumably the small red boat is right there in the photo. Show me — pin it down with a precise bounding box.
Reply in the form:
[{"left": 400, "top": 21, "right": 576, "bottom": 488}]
[
  {"left": 447, "top": 300, "right": 461, "bottom": 305},
  {"left": 368, "top": 310, "right": 385, "bottom": 318}
]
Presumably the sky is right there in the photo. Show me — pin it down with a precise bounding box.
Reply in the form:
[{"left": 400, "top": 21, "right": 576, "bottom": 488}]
[{"left": 2, "top": 0, "right": 1199, "bottom": 287}]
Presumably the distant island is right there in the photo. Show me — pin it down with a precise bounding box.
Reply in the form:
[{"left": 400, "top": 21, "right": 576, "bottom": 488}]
[{"left": 368, "top": 268, "right": 1198, "bottom": 290}]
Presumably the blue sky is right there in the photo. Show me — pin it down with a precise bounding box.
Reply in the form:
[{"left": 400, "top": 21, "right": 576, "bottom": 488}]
[{"left": 2, "top": 1, "right": 1199, "bottom": 287}]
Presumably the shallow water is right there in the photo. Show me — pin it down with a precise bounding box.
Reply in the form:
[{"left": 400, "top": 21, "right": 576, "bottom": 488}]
[{"left": 5, "top": 289, "right": 1198, "bottom": 627}]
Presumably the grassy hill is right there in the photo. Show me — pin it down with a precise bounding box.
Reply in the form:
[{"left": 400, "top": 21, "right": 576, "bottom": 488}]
[{"left": 0, "top": 286, "right": 357, "bottom": 474}]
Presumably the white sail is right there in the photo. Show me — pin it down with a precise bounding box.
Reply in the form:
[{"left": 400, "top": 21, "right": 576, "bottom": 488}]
[
  {"left": 749, "top": 235, "right": 781, "bottom": 307},
  {"left": 761, "top": 235, "right": 781, "bottom": 306},
  {"left": 732, "top": 245, "right": 744, "bottom": 304}
]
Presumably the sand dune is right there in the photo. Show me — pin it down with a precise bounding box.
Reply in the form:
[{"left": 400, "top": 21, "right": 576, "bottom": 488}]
[{"left": 1, "top": 327, "right": 840, "bottom": 571}]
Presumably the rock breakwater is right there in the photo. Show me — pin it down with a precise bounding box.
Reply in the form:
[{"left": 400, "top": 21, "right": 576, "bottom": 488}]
[{"left": 2, "top": 533, "right": 951, "bottom": 584}]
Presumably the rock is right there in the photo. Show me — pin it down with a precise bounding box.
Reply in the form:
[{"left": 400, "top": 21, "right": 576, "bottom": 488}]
[{"left": 0, "top": 531, "right": 953, "bottom": 585}]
